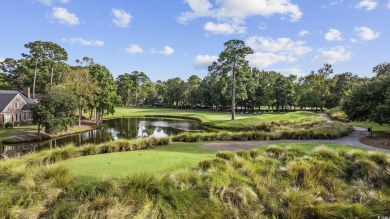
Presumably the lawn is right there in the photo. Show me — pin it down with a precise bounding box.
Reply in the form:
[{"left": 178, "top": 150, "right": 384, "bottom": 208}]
[
  {"left": 60, "top": 142, "right": 216, "bottom": 180},
  {"left": 60, "top": 141, "right": 369, "bottom": 180},
  {"left": 0, "top": 125, "right": 37, "bottom": 141},
  {"left": 109, "top": 107, "right": 321, "bottom": 130},
  {"left": 352, "top": 121, "right": 390, "bottom": 132}
]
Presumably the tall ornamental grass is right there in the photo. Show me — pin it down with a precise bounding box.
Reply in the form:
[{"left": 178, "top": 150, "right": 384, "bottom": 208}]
[{"left": 1, "top": 145, "right": 389, "bottom": 218}]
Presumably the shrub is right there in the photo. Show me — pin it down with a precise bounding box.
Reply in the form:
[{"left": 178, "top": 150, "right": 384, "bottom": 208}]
[
  {"left": 4, "top": 122, "right": 14, "bottom": 128},
  {"left": 265, "top": 145, "right": 284, "bottom": 158},
  {"left": 236, "top": 150, "right": 250, "bottom": 159},
  {"left": 326, "top": 107, "right": 350, "bottom": 122},
  {"left": 249, "top": 149, "right": 261, "bottom": 159},
  {"left": 346, "top": 159, "right": 381, "bottom": 183},
  {"left": 198, "top": 160, "right": 213, "bottom": 170},
  {"left": 216, "top": 152, "right": 235, "bottom": 160}
]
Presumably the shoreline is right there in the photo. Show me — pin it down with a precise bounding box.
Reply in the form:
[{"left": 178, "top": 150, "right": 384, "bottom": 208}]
[{"left": 1, "top": 120, "right": 100, "bottom": 144}]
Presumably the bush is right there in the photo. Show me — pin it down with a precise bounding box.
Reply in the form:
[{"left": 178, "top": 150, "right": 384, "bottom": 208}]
[
  {"left": 4, "top": 122, "right": 14, "bottom": 128},
  {"left": 216, "top": 152, "right": 235, "bottom": 160},
  {"left": 326, "top": 107, "right": 350, "bottom": 122},
  {"left": 265, "top": 145, "right": 284, "bottom": 158}
]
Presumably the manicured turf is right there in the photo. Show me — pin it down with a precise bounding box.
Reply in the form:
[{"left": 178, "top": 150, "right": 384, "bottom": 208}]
[
  {"left": 352, "top": 121, "right": 390, "bottom": 132},
  {"left": 109, "top": 107, "right": 321, "bottom": 129},
  {"left": 60, "top": 142, "right": 216, "bottom": 179},
  {"left": 61, "top": 141, "right": 369, "bottom": 180}
]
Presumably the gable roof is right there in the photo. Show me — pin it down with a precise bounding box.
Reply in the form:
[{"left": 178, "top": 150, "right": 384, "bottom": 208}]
[{"left": 0, "top": 90, "right": 36, "bottom": 112}]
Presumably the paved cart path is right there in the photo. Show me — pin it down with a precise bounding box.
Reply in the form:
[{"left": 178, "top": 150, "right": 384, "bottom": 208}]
[{"left": 201, "top": 113, "right": 390, "bottom": 153}]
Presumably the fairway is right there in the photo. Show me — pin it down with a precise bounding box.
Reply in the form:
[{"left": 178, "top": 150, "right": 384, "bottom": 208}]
[
  {"left": 108, "top": 107, "right": 321, "bottom": 130},
  {"left": 61, "top": 141, "right": 370, "bottom": 180}
]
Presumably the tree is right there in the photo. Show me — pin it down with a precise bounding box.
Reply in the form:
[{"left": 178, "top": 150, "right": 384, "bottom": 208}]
[
  {"left": 116, "top": 73, "right": 134, "bottom": 106},
  {"left": 342, "top": 75, "right": 390, "bottom": 125},
  {"left": 211, "top": 40, "right": 253, "bottom": 120},
  {"left": 22, "top": 41, "right": 49, "bottom": 99},
  {"left": 130, "top": 71, "right": 149, "bottom": 107},
  {"left": 44, "top": 42, "right": 68, "bottom": 84},
  {"left": 373, "top": 62, "right": 390, "bottom": 76},
  {"left": 186, "top": 75, "right": 202, "bottom": 108},
  {"left": 89, "top": 64, "right": 120, "bottom": 125},
  {"left": 165, "top": 77, "right": 185, "bottom": 108},
  {"left": 64, "top": 69, "right": 100, "bottom": 126},
  {"left": 31, "top": 85, "right": 77, "bottom": 134}
]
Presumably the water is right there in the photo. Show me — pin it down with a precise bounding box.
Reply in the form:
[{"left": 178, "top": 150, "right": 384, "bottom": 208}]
[{"left": 0, "top": 117, "right": 203, "bottom": 158}]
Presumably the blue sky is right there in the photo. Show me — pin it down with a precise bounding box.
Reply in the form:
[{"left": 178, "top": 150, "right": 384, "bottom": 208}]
[{"left": 1, "top": 0, "right": 389, "bottom": 81}]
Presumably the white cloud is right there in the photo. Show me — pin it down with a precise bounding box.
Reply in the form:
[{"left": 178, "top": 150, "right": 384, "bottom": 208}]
[
  {"left": 387, "top": 0, "right": 390, "bottom": 9},
  {"left": 330, "top": 0, "right": 344, "bottom": 6},
  {"left": 277, "top": 68, "right": 305, "bottom": 77},
  {"left": 325, "top": 29, "right": 343, "bottom": 41},
  {"left": 159, "top": 46, "right": 175, "bottom": 55},
  {"left": 180, "top": 0, "right": 303, "bottom": 22},
  {"left": 51, "top": 7, "right": 79, "bottom": 25},
  {"left": 125, "top": 44, "right": 143, "bottom": 54},
  {"left": 350, "top": 38, "right": 357, "bottom": 43},
  {"left": 355, "top": 0, "right": 377, "bottom": 10},
  {"left": 204, "top": 21, "right": 246, "bottom": 34},
  {"left": 193, "top": 55, "right": 218, "bottom": 69},
  {"left": 313, "top": 46, "right": 352, "bottom": 64},
  {"left": 246, "top": 36, "right": 311, "bottom": 55},
  {"left": 355, "top": 26, "right": 380, "bottom": 40},
  {"left": 37, "top": 0, "right": 70, "bottom": 5},
  {"left": 112, "top": 8, "right": 132, "bottom": 28},
  {"left": 247, "top": 52, "right": 296, "bottom": 69},
  {"left": 179, "top": 0, "right": 303, "bottom": 34},
  {"left": 298, "top": 30, "right": 309, "bottom": 37},
  {"left": 61, "top": 38, "right": 105, "bottom": 46},
  {"left": 0, "top": 58, "right": 5, "bottom": 62}
]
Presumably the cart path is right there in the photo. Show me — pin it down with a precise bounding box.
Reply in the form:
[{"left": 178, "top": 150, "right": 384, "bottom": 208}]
[{"left": 201, "top": 113, "right": 390, "bottom": 153}]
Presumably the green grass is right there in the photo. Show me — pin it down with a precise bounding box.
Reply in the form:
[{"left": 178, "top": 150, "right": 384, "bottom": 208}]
[
  {"left": 2, "top": 141, "right": 390, "bottom": 218},
  {"left": 110, "top": 107, "right": 321, "bottom": 130},
  {"left": 60, "top": 142, "right": 378, "bottom": 181},
  {"left": 0, "top": 125, "right": 37, "bottom": 141},
  {"left": 353, "top": 121, "right": 390, "bottom": 132},
  {"left": 258, "top": 142, "right": 373, "bottom": 153},
  {"left": 60, "top": 142, "right": 216, "bottom": 180}
]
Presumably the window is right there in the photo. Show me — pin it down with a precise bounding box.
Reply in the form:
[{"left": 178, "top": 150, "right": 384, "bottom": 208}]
[
  {"left": 5, "top": 115, "right": 11, "bottom": 123},
  {"left": 14, "top": 102, "right": 19, "bottom": 109},
  {"left": 23, "top": 112, "right": 27, "bottom": 121}
]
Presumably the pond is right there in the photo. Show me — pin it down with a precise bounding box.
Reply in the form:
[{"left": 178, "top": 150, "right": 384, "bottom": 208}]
[{"left": 0, "top": 117, "right": 203, "bottom": 158}]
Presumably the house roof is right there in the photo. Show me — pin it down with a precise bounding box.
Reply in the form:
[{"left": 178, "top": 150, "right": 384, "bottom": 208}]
[{"left": 0, "top": 90, "right": 36, "bottom": 112}]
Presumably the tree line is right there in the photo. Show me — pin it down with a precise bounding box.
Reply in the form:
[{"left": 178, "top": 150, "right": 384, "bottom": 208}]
[
  {"left": 1, "top": 40, "right": 389, "bottom": 131},
  {"left": 0, "top": 41, "right": 119, "bottom": 134}
]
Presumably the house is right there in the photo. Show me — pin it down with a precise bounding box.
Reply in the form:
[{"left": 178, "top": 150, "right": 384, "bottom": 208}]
[{"left": 0, "top": 87, "right": 36, "bottom": 125}]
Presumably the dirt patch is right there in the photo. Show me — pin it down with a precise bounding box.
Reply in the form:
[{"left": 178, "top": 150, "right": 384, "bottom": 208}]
[{"left": 360, "top": 132, "right": 390, "bottom": 150}]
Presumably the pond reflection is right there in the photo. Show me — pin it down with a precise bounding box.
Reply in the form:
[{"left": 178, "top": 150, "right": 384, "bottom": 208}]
[{"left": 0, "top": 117, "right": 203, "bottom": 158}]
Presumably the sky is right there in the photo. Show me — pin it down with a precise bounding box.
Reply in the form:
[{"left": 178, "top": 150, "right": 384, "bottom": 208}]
[{"left": 0, "top": 0, "right": 389, "bottom": 81}]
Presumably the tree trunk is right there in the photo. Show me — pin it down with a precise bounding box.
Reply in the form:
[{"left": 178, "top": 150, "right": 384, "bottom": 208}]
[
  {"left": 78, "top": 107, "right": 82, "bottom": 126},
  {"left": 33, "top": 59, "right": 38, "bottom": 100},
  {"left": 231, "top": 71, "right": 236, "bottom": 120},
  {"left": 89, "top": 109, "right": 93, "bottom": 120},
  {"left": 50, "top": 66, "right": 54, "bottom": 84}
]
